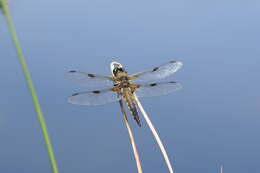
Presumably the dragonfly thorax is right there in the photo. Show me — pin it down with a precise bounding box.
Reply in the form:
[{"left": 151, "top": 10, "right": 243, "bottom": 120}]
[
  {"left": 120, "top": 81, "right": 130, "bottom": 88},
  {"left": 114, "top": 80, "right": 130, "bottom": 88},
  {"left": 119, "top": 76, "right": 128, "bottom": 81}
]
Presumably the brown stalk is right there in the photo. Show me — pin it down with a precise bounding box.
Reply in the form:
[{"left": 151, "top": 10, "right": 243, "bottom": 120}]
[{"left": 119, "top": 100, "right": 143, "bottom": 173}]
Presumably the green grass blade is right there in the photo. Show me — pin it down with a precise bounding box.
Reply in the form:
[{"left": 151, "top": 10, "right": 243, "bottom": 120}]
[{"left": 0, "top": 1, "right": 59, "bottom": 173}]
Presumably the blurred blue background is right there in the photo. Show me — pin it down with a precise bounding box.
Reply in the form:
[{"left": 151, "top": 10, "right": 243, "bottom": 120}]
[{"left": 0, "top": 0, "right": 259, "bottom": 172}]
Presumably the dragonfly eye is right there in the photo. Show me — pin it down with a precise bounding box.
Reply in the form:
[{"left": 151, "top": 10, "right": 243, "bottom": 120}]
[
  {"left": 113, "top": 67, "right": 125, "bottom": 75},
  {"left": 113, "top": 68, "right": 117, "bottom": 74},
  {"left": 111, "top": 61, "right": 124, "bottom": 74}
]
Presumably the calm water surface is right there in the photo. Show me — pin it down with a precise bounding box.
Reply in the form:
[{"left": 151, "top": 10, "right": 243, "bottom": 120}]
[{"left": 0, "top": 0, "right": 259, "bottom": 172}]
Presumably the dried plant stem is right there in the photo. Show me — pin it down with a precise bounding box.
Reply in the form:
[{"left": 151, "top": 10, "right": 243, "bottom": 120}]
[
  {"left": 119, "top": 100, "right": 143, "bottom": 173},
  {"left": 133, "top": 93, "right": 174, "bottom": 173},
  {"left": 0, "top": 1, "right": 59, "bottom": 173}
]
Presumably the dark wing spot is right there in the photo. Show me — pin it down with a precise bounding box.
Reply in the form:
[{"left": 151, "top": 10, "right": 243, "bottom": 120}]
[
  {"left": 88, "top": 74, "right": 96, "bottom": 78},
  {"left": 169, "top": 60, "right": 176, "bottom": 63},
  {"left": 69, "top": 70, "right": 76, "bottom": 73},
  {"left": 92, "top": 90, "right": 101, "bottom": 94},
  {"left": 72, "top": 93, "right": 79, "bottom": 96},
  {"left": 153, "top": 67, "right": 159, "bottom": 72},
  {"left": 169, "top": 81, "right": 176, "bottom": 84},
  {"left": 150, "top": 83, "right": 157, "bottom": 87}
]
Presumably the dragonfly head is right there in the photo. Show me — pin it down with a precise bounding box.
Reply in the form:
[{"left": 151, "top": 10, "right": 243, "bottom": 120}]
[{"left": 110, "top": 61, "right": 125, "bottom": 76}]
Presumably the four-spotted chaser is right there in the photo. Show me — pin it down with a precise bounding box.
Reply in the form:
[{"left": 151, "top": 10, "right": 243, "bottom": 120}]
[{"left": 67, "top": 60, "right": 183, "bottom": 127}]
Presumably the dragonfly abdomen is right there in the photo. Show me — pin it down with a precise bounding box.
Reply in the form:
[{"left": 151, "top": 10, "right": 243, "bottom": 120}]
[{"left": 123, "top": 89, "right": 141, "bottom": 127}]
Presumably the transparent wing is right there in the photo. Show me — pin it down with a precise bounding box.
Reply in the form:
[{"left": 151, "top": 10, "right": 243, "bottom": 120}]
[
  {"left": 66, "top": 70, "right": 115, "bottom": 88},
  {"left": 130, "top": 61, "right": 183, "bottom": 83},
  {"left": 134, "top": 81, "right": 182, "bottom": 98},
  {"left": 68, "top": 88, "right": 121, "bottom": 106}
]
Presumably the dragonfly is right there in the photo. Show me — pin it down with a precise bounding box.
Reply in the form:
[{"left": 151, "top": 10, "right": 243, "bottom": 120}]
[{"left": 67, "top": 60, "right": 183, "bottom": 127}]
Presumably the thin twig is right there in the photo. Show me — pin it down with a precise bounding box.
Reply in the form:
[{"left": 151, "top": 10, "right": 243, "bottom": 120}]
[
  {"left": 119, "top": 100, "right": 143, "bottom": 173},
  {"left": 133, "top": 93, "right": 174, "bottom": 173},
  {"left": 0, "top": 1, "right": 59, "bottom": 173}
]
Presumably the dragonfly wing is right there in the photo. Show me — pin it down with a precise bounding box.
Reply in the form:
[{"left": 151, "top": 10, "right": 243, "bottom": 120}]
[
  {"left": 66, "top": 70, "right": 115, "bottom": 88},
  {"left": 134, "top": 81, "right": 182, "bottom": 98},
  {"left": 68, "top": 88, "right": 121, "bottom": 106},
  {"left": 130, "top": 61, "right": 182, "bottom": 83}
]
